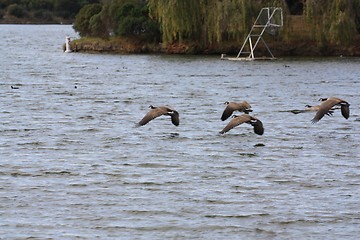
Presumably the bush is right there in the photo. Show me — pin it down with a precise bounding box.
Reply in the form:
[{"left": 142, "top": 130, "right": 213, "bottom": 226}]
[
  {"left": 113, "top": 2, "right": 160, "bottom": 42},
  {"left": 73, "top": 3, "right": 103, "bottom": 37},
  {"left": 28, "top": 0, "right": 53, "bottom": 11},
  {"left": 33, "top": 9, "right": 54, "bottom": 21},
  {"left": 72, "top": 1, "right": 161, "bottom": 43},
  {"left": 89, "top": 12, "right": 108, "bottom": 38},
  {"left": 7, "top": 4, "right": 27, "bottom": 18}
]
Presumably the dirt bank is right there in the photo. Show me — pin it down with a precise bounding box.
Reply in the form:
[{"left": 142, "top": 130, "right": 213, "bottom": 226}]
[{"left": 69, "top": 36, "right": 360, "bottom": 57}]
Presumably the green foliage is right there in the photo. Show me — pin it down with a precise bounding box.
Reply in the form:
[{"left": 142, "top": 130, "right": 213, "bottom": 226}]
[
  {"left": 114, "top": 2, "right": 150, "bottom": 36},
  {"left": 147, "top": 0, "right": 360, "bottom": 47},
  {"left": 355, "top": 0, "right": 360, "bottom": 33},
  {"left": 328, "top": 0, "right": 357, "bottom": 45},
  {"left": 116, "top": 1, "right": 160, "bottom": 42},
  {"left": 5, "top": 0, "right": 356, "bottom": 49},
  {"left": 73, "top": 3, "right": 102, "bottom": 37},
  {"left": 54, "top": 0, "right": 81, "bottom": 19},
  {"left": 148, "top": 0, "right": 262, "bottom": 46},
  {"left": 89, "top": 12, "right": 108, "bottom": 38},
  {"left": 33, "top": 9, "right": 53, "bottom": 20},
  {"left": 0, "top": 0, "right": 99, "bottom": 21},
  {"left": 148, "top": 0, "right": 201, "bottom": 44},
  {"left": 306, "top": 0, "right": 358, "bottom": 46},
  {"left": 73, "top": 0, "right": 160, "bottom": 42},
  {"left": 8, "top": 3, "right": 27, "bottom": 18},
  {"left": 28, "top": 0, "right": 53, "bottom": 11}
]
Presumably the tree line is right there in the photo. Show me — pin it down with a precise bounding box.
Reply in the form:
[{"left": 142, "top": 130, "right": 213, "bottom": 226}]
[
  {"left": 73, "top": 0, "right": 160, "bottom": 42},
  {"left": 2, "top": 0, "right": 359, "bottom": 49},
  {"left": 0, "top": 0, "right": 99, "bottom": 21},
  {"left": 72, "top": 0, "right": 360, "bottom": 48}
]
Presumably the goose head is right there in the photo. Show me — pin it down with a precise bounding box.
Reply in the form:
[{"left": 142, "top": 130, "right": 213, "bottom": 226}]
[{"left": 340, "top": 101, "right": 350, "bottom": 107}]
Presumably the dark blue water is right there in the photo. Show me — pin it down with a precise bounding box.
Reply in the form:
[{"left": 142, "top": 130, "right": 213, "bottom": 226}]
[{"left": 1, "top": 24, "right": 360, "bottom": 239}]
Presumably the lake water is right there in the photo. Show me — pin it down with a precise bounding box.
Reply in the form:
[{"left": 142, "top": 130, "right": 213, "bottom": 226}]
[{"left": 1, "top": 24, "right": 360, "bottom": 239}]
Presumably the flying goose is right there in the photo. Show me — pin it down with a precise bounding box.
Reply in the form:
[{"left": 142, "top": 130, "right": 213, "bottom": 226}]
[
  {"left": 291, "top": 104, "right": 334, "bottom": 116},
  {"left": 219, "top": 114, "right": 264, "bottom": 135},
  {"left": 311, "top": 97, "right": 350, "bottom": 123},
  {"left": 221, "top": 101, "right": 252, "bottom": 121},
  {"left": 137, "top": 105, "right": 179, "bottom": 126}
]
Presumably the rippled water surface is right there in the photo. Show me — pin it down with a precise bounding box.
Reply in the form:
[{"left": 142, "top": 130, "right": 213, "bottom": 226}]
[{"left": 1, "top": 25, "right": 360, "bottom": 239}]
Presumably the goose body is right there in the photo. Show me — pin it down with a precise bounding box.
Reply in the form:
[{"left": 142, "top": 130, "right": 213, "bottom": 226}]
[
  {"left": 220, "top": 114, "right": 264, "bottom": 135},
  {"left": 312, "top": 97, "right": 350, "bottom": 123},
  {"left": 137, "top": 105, "right": 179, "bottom": 126},
  {"left": 221, "top": 101, "right": 252, "bottom": 121}
]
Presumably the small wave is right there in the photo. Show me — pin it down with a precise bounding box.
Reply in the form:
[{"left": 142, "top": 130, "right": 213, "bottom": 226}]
[
  {"left": 205, "top": 213, "right": 270, "bottom": 218},
  {"left": 136, "top": 163, "right": 180, "bottom": 168},
  {"left": 237, "top": 152, "right": 258, "bottom": 157},
  {"left": 43, "top": 170, "right": 74, "bottom": 175}
]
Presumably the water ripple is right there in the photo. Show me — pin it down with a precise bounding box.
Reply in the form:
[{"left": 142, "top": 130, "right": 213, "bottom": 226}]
[{"left": 1, "top": 25, "right": 360, "bottom": 239}]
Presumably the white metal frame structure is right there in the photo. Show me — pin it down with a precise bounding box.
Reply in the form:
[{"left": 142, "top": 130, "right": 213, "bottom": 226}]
[{"left": 223, "top": 7, "right": 283, "bottom": 61}]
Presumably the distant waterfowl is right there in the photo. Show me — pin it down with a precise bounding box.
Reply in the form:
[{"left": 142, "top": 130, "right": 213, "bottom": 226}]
[
  {"left": 11, "top": 86, "right": 19, "bottom": 89},
  {"left": 219, "top": 114, "right": 264, "bottom": 135},
  {"left": 221, "top": 101, "right": 252, "bottom": 121},
  {"left": 311, "top": 97, "right": 350, "bottom": 123},
  {"left": 137, "top": 105, "right": 179, "bottom": 126}
]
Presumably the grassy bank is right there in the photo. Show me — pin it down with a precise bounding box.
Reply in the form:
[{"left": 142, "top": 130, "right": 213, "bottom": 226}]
[
  {"left": 69, "top": 37, "right": 161, "bottom": 54},
  {"left": 69, "top": 36, "right": 360, "bottom": 57}
]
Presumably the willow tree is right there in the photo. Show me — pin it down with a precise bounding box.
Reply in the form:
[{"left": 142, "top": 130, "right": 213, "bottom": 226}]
[
  {"left": 305, "top": 0, "right": 359, "bottom": 46},
  {"left": 328, "top": 0, "right": 358, "bottom": 45},
  {"left": 73, "top": 3, "right": 103, "bottom": 37},
  {"left": 147, "top": 0, "right": 262, "bottom": 46},
  {"left": 199, "top": 0, "right": 255, "bottom": 44},
  {"left": 147, "top": 0, "right": 201, "bottom": 43}
]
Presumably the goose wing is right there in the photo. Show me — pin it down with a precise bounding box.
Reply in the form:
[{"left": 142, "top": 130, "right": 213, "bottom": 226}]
[
  {"left": 341, "top": 103, "right": 350, "bottom": 119},
  {"left": 219, "top": 114, "right": 252, "bottom": 134},
  {"left": 221, "top": 101, "right": 252, "bottom": 121},
  {"left": 250, "top": 118, "right": 264, "bottom": 135},
  {"left": 240, "top": 101, "right": 253, "bottom": 114},
  {"left": 137, "top": 107, "right": 169, "bottom": 126},
  {"left": 221, "top": 102, "right": 236, "bottom": 121},
  {"left": 170, "top": 110, "right": 180, "bottom": 126},
  {"left": 291, "top": 109, "right": 306, "bottom": 114},
  {"left": 311, "top": 98, "right": 339, "bottom": 123},
  {"left": 241, "top": 101, "right": 252, "bottom": 110},
  {"left": 327, "top": 97, "right": 350, "bottom": 119}
]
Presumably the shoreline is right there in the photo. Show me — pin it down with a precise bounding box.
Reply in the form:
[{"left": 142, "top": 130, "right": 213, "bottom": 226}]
[
  {"left": 68, "top": 37, "right": 360, "bottom": 57},
  {"left": 0, "top": 18, "right": 73, "bottom": 25},
  {"left": 2, "top": 21, "right": 358, "bottom": 57}
]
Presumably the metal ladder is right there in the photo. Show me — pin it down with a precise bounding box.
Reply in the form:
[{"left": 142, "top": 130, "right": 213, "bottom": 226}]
[{"left": 236, "top": 7, "right": 283, "bottom": 60}]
